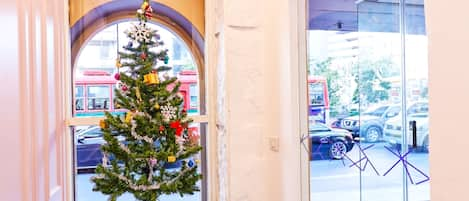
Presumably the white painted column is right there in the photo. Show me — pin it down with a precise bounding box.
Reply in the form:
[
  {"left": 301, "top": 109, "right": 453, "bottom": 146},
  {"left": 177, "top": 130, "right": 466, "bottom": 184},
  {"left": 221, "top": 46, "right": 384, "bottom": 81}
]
[
  {"left": 206, "top": 0, "right": 304, "bottom": 200},
  {"left": 0, "top": 0, "right": 69, "bottom": 201}
]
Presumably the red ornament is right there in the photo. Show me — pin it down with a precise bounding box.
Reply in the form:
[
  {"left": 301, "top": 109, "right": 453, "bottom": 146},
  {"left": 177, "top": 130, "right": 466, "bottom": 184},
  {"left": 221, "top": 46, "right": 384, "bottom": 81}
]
[
  {"left": 114, "top": 73, "right": 120, "bottom": 80},
  {"left": 145, "top": 5, "right": 153, "bottom": 18},
  {"left": 121, "top": 85, "right": 128, "bottom": 91},
  {"left": 140, "top": 52, "right": 147, "bottom": 60},
  {"left": 145, "top": 11, "right": 152, "bottom": 18},
  {"left": 170, "top": 120, "right": 183, "bottom": 137},
  {"left": 159, "top": 125, "right": 165, "bottom": 132}
]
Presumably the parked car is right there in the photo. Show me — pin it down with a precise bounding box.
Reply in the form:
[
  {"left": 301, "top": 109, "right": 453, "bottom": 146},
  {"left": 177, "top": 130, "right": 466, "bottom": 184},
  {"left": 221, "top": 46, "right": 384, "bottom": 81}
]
[
  {"left": 334, "top": 101, "right": 428, "bottom": 143},
  {"left": 75, "top": 126, "right": 124, "bottom": 169},
  {"left": 310, "top": 123, "right": 355, "bottom": 160},
  {"left": 335, "top": 104, "right": 400, "bottom": 142},
  {"left": 383, "top": 112, "right": 429, "bottom": 152},
  {"left": 75, "top": 126, "right": 183, "bottom": 170}
]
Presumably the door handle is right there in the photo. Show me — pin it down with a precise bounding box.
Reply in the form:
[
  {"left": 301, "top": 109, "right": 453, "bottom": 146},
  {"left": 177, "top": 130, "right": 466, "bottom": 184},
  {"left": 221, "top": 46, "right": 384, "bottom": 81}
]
[{"left": 410, "top": 120, "right": 417, "bottom": 148}]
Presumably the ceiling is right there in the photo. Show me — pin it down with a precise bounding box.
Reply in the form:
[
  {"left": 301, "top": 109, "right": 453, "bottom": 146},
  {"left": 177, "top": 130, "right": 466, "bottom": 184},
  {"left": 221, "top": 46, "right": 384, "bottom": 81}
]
[{"left": 308, "top": 0, "right": 426, "bottom": 34}]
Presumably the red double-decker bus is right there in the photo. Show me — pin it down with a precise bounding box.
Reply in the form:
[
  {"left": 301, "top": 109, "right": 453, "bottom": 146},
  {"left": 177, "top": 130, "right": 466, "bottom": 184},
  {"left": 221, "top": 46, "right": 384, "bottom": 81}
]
[
  {"left": 73, "top": 70, "right": 199, "bottom": 117},
  {"left": 308, "top": 76, "right": 330, "bottom": 124}
]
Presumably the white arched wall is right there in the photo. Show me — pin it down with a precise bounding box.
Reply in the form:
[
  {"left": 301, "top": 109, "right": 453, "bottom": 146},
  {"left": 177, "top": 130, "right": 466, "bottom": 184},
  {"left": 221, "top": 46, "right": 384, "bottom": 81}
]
[{"left": 0, "top": 0, "right": 69, "bottom": 201}]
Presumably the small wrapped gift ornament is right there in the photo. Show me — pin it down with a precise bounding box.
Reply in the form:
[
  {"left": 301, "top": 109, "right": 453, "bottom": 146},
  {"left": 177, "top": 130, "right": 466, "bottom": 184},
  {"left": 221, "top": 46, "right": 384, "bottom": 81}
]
[
  {"left": 99, "top": 120, "right": 107, "bottom": 129},
  {"left": 143, "top": 71, "right": 159, "bottom": 85},
  {"left": 167, "top": 155, "right": 176, "bottom": 163}
]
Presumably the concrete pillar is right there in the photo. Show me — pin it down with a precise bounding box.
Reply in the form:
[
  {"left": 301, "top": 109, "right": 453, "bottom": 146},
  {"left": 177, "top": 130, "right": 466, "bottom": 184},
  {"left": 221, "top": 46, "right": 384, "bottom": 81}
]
[{"left": 206, "top": 0, "right": 304, "bottom": 200}]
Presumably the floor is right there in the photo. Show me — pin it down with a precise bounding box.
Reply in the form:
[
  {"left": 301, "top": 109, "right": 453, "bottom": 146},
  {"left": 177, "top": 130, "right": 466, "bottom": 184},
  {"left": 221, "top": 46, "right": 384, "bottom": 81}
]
[
  {"left": 310, "top": 142, "right": 430, "bottom": 201},
  {"left": 75, "top": 142, "right": 429, "bottom": 201}
]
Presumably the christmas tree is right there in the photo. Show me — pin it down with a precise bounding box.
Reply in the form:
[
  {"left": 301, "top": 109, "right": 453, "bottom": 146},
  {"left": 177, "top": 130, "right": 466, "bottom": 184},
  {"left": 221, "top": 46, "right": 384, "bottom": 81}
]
[{"left": 91, "top": 1, "right": 202, "bottom": 200}]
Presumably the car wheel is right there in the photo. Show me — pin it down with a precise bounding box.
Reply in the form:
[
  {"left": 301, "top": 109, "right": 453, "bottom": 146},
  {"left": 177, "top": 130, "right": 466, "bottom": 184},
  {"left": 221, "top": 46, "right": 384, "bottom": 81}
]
[
  {"left": 365, "top": 126, "right": 381, "bottom": 143},
  {"left": 329, "top": 140, "right": 347, "bottom": 159}
]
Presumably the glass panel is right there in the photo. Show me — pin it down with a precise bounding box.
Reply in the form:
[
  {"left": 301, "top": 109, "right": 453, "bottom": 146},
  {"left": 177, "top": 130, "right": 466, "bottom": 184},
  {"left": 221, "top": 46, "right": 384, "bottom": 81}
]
[
  {"left": 404, "top": 1, "right": 430, "bottom": 200},
  {"left": 74, "top": 123, "right": 204, "bottom": 201},
  {"left": 117, "top": 21, "right": 200, "bottom": 116},
  {"left": 74, "top": 21, "right": 201, "bottom": 117},
  {"left": 75, "top": 86, "right": 84, "bottom": 111},
  {"left": 357, "top": 1, "right": 404, "bottom": 201},
  {"left": 307, "top": 1, "right": 361, "bottom": 200},
  {"left": 309, "top": 82, "right": 325, "bottom": 106},
  {"left": 306, "top": 1, "right": 428, "bottom": 200},
  {"left": 86, "top": 85, "right": 110, "bottom": 110}
]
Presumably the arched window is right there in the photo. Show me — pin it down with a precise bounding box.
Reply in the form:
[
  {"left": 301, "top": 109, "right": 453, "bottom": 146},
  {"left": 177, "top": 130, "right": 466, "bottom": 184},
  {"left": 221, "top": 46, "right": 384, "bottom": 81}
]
[
  {"left": 67, "top": 2, "right": 207, "bottom": 201},
  {"left": 73, "top": 21, "right": 203, "bottom": 117}
]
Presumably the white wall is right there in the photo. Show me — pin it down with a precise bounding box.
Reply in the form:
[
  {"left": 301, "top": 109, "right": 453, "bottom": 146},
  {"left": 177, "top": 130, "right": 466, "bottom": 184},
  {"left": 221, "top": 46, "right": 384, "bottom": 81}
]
[
  {"left": 0, "top": 0, "right": 69, "bottom": 200},
  {"left": 206, "top": 0, "right": 304, "bottom": 200},
  {"left": 426, "top": 0, "right": 469, "bottom": 200}
]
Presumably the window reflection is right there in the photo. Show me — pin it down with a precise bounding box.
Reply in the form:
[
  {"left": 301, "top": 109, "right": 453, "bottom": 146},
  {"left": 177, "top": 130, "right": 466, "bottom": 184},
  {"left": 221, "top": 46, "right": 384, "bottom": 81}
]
[
  {"left": 75, "top": 86, "right": 84, "bottom": 111},
  {"left": 309, "top": 83, "right": 325, "bottom": 106},
  {"left": 86, "top": 86, "right": 110, "bottom": 110}
]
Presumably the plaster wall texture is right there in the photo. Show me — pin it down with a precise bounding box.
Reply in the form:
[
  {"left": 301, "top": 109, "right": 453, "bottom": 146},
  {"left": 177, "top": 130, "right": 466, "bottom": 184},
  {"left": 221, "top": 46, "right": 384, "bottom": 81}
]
[{"left": 208, "top": 0, "right": 303, "bottom": 200}]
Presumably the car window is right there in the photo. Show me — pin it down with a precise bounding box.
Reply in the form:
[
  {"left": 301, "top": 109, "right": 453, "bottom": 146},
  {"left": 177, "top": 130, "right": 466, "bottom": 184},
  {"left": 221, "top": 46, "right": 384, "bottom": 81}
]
[
  {"left": 364, "top": 106, "right": 389, "bottom": 117},
  {"left": 310, "top": 123, "right": 330, "bottom": 131},
  {"left": 385, "top": 106, "right": 401, "bottom": 118},
  {"left": 308, "top": 83, "right": 325, "bottom": 106},
  {"left": 408, "top": 102, "right": 428, "bottom": 114},
  {"left": 82, "top": 127, "right": 103, "bottom": 138}
]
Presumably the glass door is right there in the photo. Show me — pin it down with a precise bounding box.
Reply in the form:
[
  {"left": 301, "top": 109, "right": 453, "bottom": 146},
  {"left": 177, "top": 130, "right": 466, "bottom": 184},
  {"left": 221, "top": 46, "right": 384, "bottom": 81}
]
[
  {"left": 357, "top": 1, "right": 405, "bottom": 201},
  {"left": 306, "top": 0, "right": 429, "bottom": 200}
]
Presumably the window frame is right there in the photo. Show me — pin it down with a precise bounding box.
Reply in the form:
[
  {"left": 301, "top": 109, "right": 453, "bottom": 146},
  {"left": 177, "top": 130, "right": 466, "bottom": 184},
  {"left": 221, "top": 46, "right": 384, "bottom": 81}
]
[{"left": 67, "top": 13, "right": 209, "bottom": 201}]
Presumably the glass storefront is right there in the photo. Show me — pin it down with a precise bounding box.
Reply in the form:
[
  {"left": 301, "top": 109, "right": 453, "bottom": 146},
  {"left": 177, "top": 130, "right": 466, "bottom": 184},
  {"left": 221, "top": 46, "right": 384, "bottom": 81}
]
[{"left": 306, "top": 0, "right": 429, "bottom": 200}]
